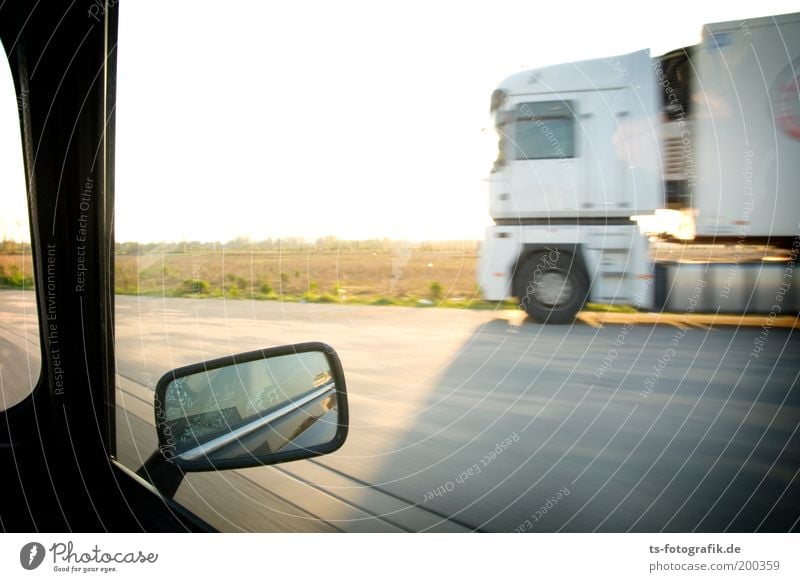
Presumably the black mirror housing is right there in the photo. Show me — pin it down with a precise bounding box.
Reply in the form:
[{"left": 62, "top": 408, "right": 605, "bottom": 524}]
[{"left": 152, "top": 342, "right": 348, "bottom": 474}]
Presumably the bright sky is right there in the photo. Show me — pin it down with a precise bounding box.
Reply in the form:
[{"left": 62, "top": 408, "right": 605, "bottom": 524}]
[{"left": 2, "top": 1, "right": 799, "bottom": 243}]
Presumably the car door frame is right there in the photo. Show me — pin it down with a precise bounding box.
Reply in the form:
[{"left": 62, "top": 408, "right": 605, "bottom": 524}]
[{"left": 0, "top": 0, "right": 213, "bottom": 531}]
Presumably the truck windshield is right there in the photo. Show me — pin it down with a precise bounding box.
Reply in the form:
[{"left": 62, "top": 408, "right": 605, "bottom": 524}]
[{"left": 504, "top": 100, "right": 576, "bottom": 160}]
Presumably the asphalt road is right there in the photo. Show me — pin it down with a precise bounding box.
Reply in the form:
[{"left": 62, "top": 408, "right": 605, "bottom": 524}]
[{"left": 2, "top": 289, "right": 799, "bottom": 532}]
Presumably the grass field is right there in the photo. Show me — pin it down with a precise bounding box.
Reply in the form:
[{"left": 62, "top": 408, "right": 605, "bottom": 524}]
[
  {"left": 1, "top": 243, "right": 516, "bottom": 309},
  {"left": 114, "top": 245, "right": 500, "bottom": 308}
]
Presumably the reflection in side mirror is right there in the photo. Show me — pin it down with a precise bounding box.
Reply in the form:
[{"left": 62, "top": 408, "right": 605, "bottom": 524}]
[{"left": 139, "top": 342, "right": 348, "bottom": 496}]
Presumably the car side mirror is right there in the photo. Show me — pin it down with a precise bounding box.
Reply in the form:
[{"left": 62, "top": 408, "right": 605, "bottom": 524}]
[{"left": 137, "top": 342, "right": 348, "bottom": 497}]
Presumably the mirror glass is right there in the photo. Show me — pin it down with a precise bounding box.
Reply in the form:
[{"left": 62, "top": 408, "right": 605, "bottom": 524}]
[{"left": 158, "top": 350, "right": 341, "bottom": 465}]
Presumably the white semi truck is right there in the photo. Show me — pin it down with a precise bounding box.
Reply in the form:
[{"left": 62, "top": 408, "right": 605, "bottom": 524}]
[{"left": 478, "top": 12, "right": 800, "bottom": 323}]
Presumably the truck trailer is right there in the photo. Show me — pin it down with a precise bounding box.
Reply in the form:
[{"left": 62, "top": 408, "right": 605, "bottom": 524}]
[{"left": 478, "top": 12, "right": 800, "bottom": 323}]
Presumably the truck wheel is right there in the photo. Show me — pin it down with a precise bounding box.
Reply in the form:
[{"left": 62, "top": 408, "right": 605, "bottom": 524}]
[{"left": 516, "top": 251, "right": 589, "bottom": 324}]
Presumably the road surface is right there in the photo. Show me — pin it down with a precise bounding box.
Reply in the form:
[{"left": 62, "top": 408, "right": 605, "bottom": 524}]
[{"left": 2, "top": 289, "right": 799, "bottom": 532}]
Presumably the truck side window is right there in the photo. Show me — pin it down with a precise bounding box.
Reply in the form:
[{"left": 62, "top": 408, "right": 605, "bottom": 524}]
[
  {"left": 0, "top": 39, "right": 41, "bottom": 411},
  {"left": 508, "top": 100, "right": 576, "bottom": 160}
]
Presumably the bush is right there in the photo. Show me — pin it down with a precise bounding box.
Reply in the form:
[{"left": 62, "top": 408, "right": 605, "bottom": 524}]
[
  {"left": 0, "top": 265, "right": 32, "bottom": 288},
  {"left": 372, "top": 297, "right": 397, "bottom": 306},
  {"left": 178, "top": 279, "right": 210, "bottom": 296},
  {"left": 429, "top": 281, "right": 443, "bottom": 300}
]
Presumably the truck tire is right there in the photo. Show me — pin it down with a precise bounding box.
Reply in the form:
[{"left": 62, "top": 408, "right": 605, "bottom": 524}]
[{"left": 516, "top": 250, "right": 589, "bottom": 324}]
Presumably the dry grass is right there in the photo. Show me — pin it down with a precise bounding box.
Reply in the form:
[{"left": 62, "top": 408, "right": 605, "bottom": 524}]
[
  {"left": 115, "top": 248, "right": 482, "bottom": 304},
  {"left": 0, "top": 244, "right": 510, "bottom": 307}
]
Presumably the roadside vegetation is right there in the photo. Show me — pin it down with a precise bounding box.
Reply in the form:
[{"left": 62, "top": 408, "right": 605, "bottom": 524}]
[
  {"left": 0, "top": 241, "right": 34, "bottom": 289},
  {"left": 112, "top": 238, "right": 515, "bottom": 310}
]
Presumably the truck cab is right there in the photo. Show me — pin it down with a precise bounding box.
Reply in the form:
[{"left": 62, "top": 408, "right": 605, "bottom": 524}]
[{"left": 479, "top": 13, "right": 800, "bottom": 322}]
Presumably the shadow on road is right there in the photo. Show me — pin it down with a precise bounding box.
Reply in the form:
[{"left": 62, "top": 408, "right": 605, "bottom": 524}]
[{"left": 322, "top": 316, "right": 800, "bottom": 532}]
